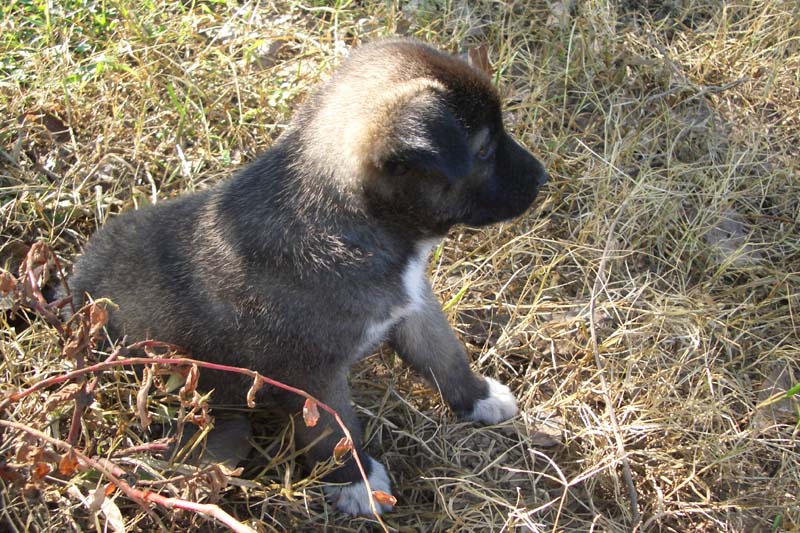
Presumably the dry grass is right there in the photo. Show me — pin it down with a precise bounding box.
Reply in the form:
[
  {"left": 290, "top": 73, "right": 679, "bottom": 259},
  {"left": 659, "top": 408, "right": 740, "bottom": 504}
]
[{"left": 2, "top": 0, "right": 799, "bottom": 531}]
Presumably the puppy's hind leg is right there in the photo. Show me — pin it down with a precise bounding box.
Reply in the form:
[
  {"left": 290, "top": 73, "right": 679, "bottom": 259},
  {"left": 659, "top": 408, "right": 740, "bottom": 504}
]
[
  {"left": 390, "top": 287, "right": 518, "bottom": 424},
  {"left": 284, "top": 371, "right": 393, "bottom": 516}
]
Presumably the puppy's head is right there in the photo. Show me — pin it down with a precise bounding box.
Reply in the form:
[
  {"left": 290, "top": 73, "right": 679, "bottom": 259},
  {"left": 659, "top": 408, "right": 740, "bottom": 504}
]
[{"left": 298, "top": 39, "right": 548, "bottom": 236}]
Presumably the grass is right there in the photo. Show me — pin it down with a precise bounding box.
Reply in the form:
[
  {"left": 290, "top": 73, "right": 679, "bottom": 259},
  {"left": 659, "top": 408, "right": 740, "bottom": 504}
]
[{"left": 2, "top": 0, "right": 799, "bottom": 531}]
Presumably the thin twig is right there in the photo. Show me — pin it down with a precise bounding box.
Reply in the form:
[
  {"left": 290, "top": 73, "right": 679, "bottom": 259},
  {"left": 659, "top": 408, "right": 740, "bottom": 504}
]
[
  {"left": 4, "top": 345, "right": 391, "bottom": 531},
  {"left": 50, "top": 252, "right": 76, "bottom": 314},
  {"left": 588, "top": 209, "right": 640, "bottom": 529},
  {"left": 24, "top": 267, "right": 65, "bottom": 336},
  {"left": 579, "top": 138, "right": 641, "bottom": 529},
  {"left": 0, "top": 419, "right": 256, "bottom": 533}
]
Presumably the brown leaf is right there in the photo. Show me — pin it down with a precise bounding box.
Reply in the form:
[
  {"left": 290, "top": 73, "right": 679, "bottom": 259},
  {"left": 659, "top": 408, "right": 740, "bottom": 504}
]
[
  {"left": 333, "top": 437, "right": 352, "bottom": 462},
  {"left": 22, "top": 110, "right": 71, "bottom": 143},
  {"left": 0, "top": 464, "right": 22, "bottom": 483},
  {"left": 372, "top": 490, "right": 397, "bottom": 507},
  {"left": 189, "top": 413, "right": 209, "bottom": 426},
  {"left": 99, "top": 495, "right": 126, "bottom": 533},
  {"left": 58, "top": 449, "right": 79, "bottom": 476},
  {"left": 104, "top": 482, "right": 116, "bottom": 497},
  {"left": 88, "top": 485, "right": 106, "bottom": 513},
  {"left": 0, "top": 270, "right": 16, "bottom": 296},
  {"left": 136, "top": 366, "right": 153, "bottom": 430},
  {"left": 246, "top": 375, "right": 263, "bottom": 408},
  {"left": 63, "top": 337, "right": 83, "bottom": 360},
  {"left": 702, "top": 208, "right": 762, "bottom": 267},
  {"left": 15, "top": 443, "right": 32, "bottom": 463},
  {"left": 89, "top": 303, "right": 109, "bottom": 339},
  {"left": 29, "top": 447, "right": 59, "bottom": 464},
  {"left": 0, "top": 270, "right": 18, "bottom": 312},
  {"left": 529, "top": 430, "right": 562, "bottom": 448},
  {"left": 33, "top": 462, "right": 51, "bottom": 480},
  {"left": 302, "top": 398, "right": 320, "bottom": 427},
  {"left": 19, "top": 242, "right": 52, "bottom": 302},
  {"left": 20, "top": 241, "right": 49, "bottom": 276},
  {"left": 63, "top": 318, "right": 88, "bottom": 360},
  {"left": 44, "top": 383, "right": 82, "bottom": 413},
  {"left": 63, "top": 338, "right": 81, "bottom": 360},
  {"left": 179, "top": 364, "right": 199, "bottom": 398},
  {"left": 530, "top": 415, "right": 565, "bottom": 448},
  {"left": 754, "top": 361, "right": 799, "bottom": 430}
]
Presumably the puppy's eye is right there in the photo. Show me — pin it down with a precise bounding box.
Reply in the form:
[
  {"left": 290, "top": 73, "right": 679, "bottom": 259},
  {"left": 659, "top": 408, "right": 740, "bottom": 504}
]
[{"left": 476, "top": 141, "right": 496, "bottom": 160}]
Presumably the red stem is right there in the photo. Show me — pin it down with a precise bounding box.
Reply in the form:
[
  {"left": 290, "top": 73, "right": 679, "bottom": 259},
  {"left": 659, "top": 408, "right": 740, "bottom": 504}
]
[
  {"left": 4, "top": 344, "right": 389, "bottom": 528},
  {"left": 0, "top": 419, "right": 255, "bottom": 533}
]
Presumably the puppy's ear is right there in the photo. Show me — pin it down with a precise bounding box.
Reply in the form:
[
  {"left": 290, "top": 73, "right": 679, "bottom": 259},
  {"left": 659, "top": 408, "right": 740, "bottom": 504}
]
[{"left": 368, "top": 88, "right": 471, "bottom": 183}]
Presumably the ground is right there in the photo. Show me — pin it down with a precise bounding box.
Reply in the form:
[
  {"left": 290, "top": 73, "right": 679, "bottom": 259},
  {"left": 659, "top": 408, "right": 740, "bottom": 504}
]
[{"left": 1, "top": 1, "right": 798, "bottom": 532}]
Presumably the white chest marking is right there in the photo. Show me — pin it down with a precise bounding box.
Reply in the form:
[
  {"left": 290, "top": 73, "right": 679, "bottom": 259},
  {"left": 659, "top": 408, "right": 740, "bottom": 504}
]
[{"left": 357, "top": 238, "right": 440, "bottom": 356}]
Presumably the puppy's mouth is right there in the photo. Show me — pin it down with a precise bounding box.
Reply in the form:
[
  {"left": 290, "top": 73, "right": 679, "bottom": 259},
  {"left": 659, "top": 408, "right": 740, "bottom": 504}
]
[
  {"left": 460, "top": 188, "right": 544, "bottom": 227},
  {"left": 461, "top": 164, "right": 549, "bottom": 228}
]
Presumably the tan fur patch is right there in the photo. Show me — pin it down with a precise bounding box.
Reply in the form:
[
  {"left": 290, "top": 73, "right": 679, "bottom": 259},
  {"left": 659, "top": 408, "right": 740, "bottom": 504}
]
[{"left": 350, "top": 78, "right": 446, "bottom": 168}]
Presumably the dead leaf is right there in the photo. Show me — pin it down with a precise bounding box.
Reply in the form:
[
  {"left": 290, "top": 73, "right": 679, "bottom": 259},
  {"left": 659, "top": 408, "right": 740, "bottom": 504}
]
[
  {"left": 546, "top": 0, "right": 575, "bottom": 29},
  {"left": 58, "top": 449, "right": 79, "bottom": 476},
  {"left": 29, "top": 446, "right": 59, "bottom": 464},
  {"left": 529, "top": 430, "right": 562, "bottom": 448},
  {"left": 0, "top": 270, "right": 17, "bottom": 312},
  {"left": 246, "top": 375, "right": 263, "bottom": 408},
  {"left": 0, "top": 270, "right": 16, "bottom": 296},
  {"left": 63, "top": 318, "right": 88, "bottom": 360},
  {"left": 206, "top": 463, "right": 237, "bottom": 495},
  {"left": 15, "top": 443, "right": 32, "bottom": 463},
  {"left": 525, "top": 412, "right": 565, "bottom": 448},
  {"left": 20, "top": 241, "right": 49, "bottom": 277},
  {"left": 70, "top": 484, "right": 125, "bottom": 532},
  {"left": 62, "top": 337, "right": 84, "bottom": 360},
  {"left": 136, "top": 366, "right": 153, "bottom": 430},
  {"left": 44, "top": 383, "right": 82, "bottom": 413},
  {"left": 100, "top": 495, "right": 126, "bottom": 532},
  {"left": 302, "top": 398, "right": 320, "bottom": 427},
  {"left": 179, "top": 364, "right": 199, "bottom": 398},
  {"left": 373, "top": 490, "right": 397, "bottom": 507},
  {"left": 21, "top": 110, "right": 71, "bottom": 144},
  {"left": 87, "top": 485, "right": 105, "bottom": 513},
  {"left": 333, "top": 437, "right": 352, "bottom": 462},
  {"left": 89, "top": 302, "right": 109, "bottom": 339},
  {"left": 18, "top": 242, "right": 52, "bottom": 302},
  {"left": 0, "top": 464, "right": 22, "bottom": 483},
  {"left": 703, "top": 208, "right": 762, "bottom": 267},
  {"left": 33, "top": 462, "right": 51, "bottom": 480},
  {"left": 754, "top": 362, "right": 799, "bottom": 430}
]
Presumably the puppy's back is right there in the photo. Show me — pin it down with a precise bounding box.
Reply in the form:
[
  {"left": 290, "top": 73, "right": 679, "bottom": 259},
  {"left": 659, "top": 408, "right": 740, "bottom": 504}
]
[{"left": 70, "top": 192, "right": 210, "bottom": 344}]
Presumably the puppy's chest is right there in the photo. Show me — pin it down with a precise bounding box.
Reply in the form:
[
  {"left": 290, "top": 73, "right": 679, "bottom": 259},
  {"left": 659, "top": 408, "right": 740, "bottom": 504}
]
[{"left": 356, "top": 240, "right": 437, "bottom": 356}]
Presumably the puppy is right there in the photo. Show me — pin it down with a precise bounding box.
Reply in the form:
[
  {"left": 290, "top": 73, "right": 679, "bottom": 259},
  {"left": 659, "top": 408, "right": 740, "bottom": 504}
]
[{"left": 69, "top": 38, "right": 548, "bottom": 515}]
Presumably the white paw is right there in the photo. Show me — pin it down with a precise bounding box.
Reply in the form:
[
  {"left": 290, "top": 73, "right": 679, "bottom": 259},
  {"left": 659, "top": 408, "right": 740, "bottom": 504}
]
[
  {"left": 467, "top": 377, "right": 519, "bottom": 424},
  {"left": 324, "top": 457, "right": 394, "bottom": 516}
]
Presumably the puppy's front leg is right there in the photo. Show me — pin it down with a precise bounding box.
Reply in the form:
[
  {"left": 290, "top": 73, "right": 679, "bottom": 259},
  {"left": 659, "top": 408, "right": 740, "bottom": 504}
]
[
  {"left": 287, "top": 371, "right": 393, "bottom": 516},
  {"left": 390, "top": 287, "right": 518, "bottom": 424}
]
